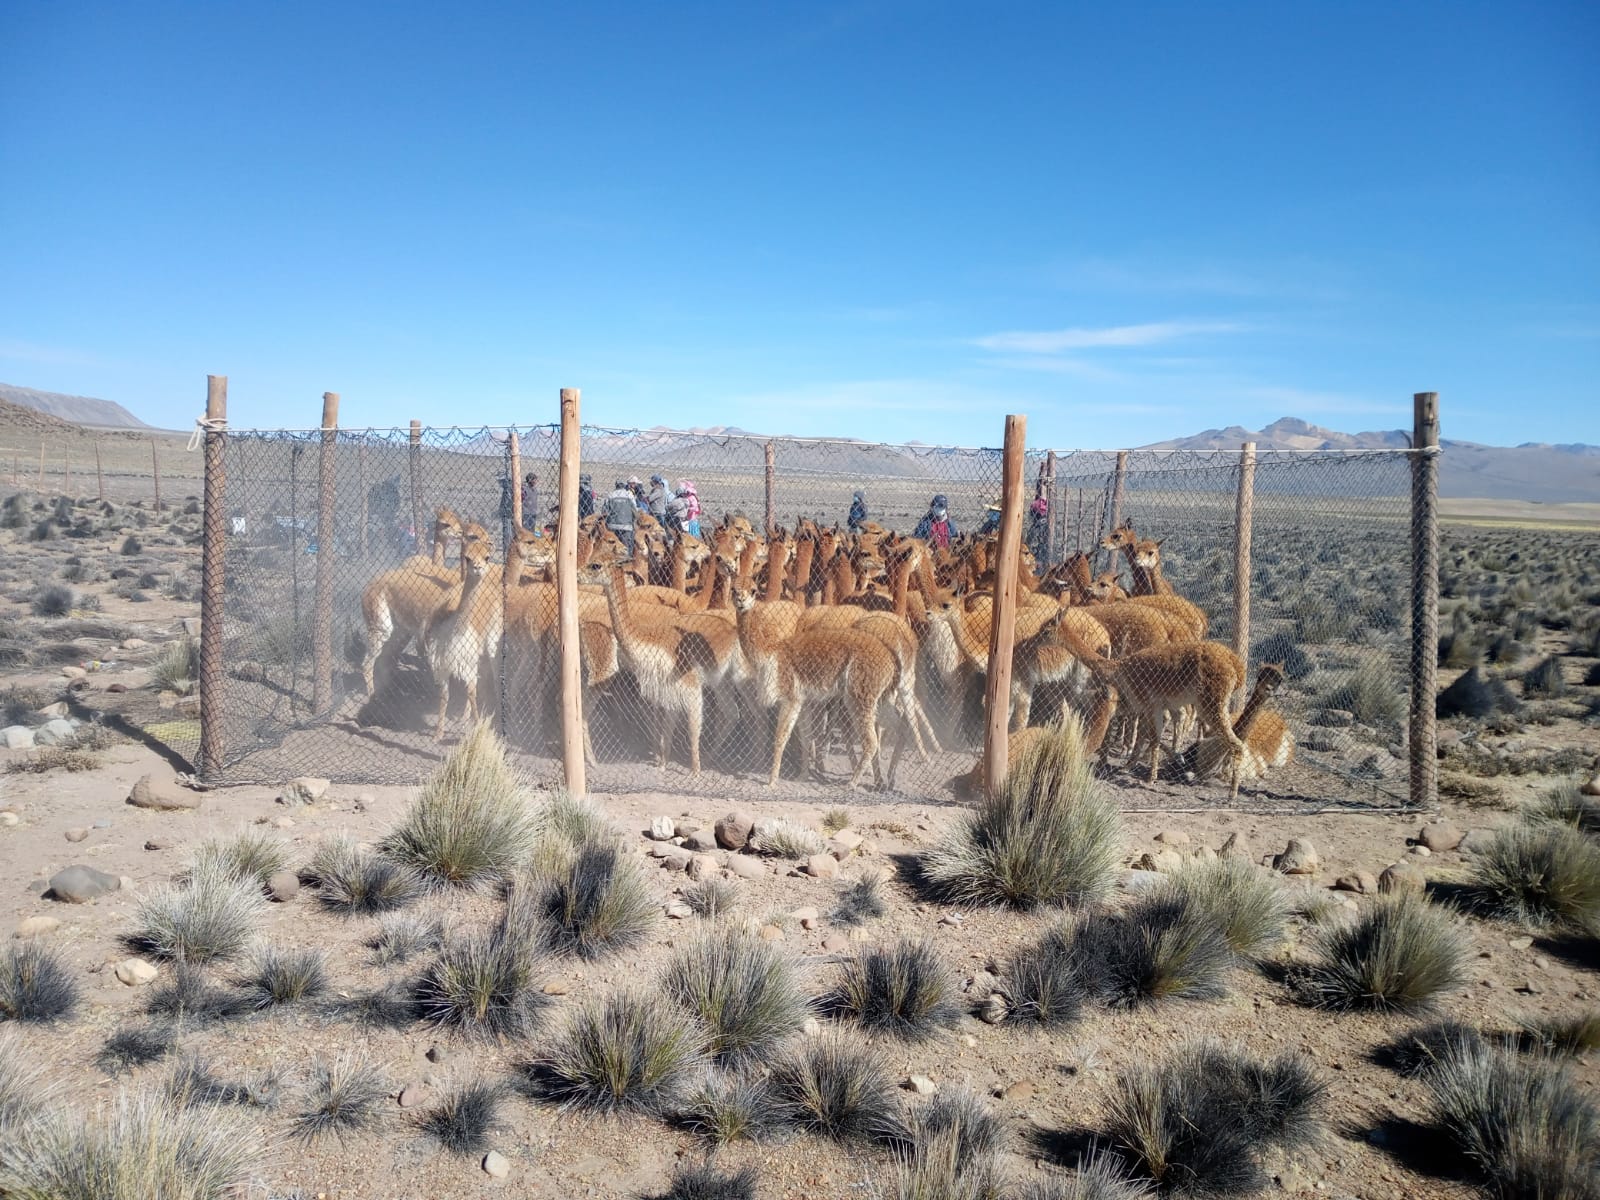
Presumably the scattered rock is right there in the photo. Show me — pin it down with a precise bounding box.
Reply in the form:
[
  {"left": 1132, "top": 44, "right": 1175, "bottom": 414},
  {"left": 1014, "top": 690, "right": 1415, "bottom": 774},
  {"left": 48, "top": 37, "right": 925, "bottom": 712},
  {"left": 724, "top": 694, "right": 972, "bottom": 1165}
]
[
  {"left": 724, "top": 855, "right": 764, "bottom": 881},
  {"left": 758, "top": 924, "right": 784, "bottom": 942},
  {"left": 106, "top": 683, "right": 127, "bottom": 694},
  {"left": 715, "top": 811, "right": 756, "bottom": 851},
  {"left": 59, "top": 666, "right": 87, "bottom": 681},
  {"left": 1120, "top": 869, "right": 1163, "bottom": 892},
  {"left": 1378, "top": 862, "right": 1425, "bottom": 895},
  {"left": 278, "top": 777, "right": 330, "bottom": 806},
  {"left": 1272, "top": 839, "right": 1320, "bottom": 876},
  {"left": 1418, "top": 824, "right": 1465, "bottom": 852},
  {"left": 127, "top": 775, "right": 201, "bottom": 812},
  {"left": 1218, "top": 832, "right": 1253, "bottom": 861},
  {"left": 47, "top": 865, "right": 121, "bottom": 903},
  {"left": 1518, "top": 978, "right": 1545, "bottom": 995},
  {"left": 1508, "top": 936, "right": 1533, "bottom": 951},
  {"left": 0, "top": 812, "right": 18, "bottom": 827},
  {"left": 658, "top": 850, "right": 692, "bottom": 873},
  {"left": 804, "top": 853, "right": 839, "bottom": 880},
  {"left": 686, "top": 854, "right": 720, "bottom": 882},
  {"left": 541, "top": 981, "right": 570, "bottom": 996},
  {"left": 790, "top": 906, "right": 820, "bottom": 929},
  {"left": 685, "top": 829, "right": 720, "bottom": 854},
  {"left": 267, "top": 871, "right": 300, "bottom": 903},
  {"left": 1333, "top": 872, "right": 1377, "bottom": 895},
  {"left": 1582, "top": 775, "right": 1600, "bottom": 798},
  {"left": 830, "top": 829, "right": 864, "bottom": 855},
  {"left": 904, "top": 1075, "right": 937, "bottom": 1095},
  {"left": 398, "top": 1083, "right": 427, "bottom": 1108},
  {"left": 1408, "top": 844, "right": 1432, "bottom": 858},
  {"left": 1457, "top": 828, "right": 1499, "bottom": 856},
  {"left": 121, "top": 637, "right": 148, "bottom": 650},
  {"left": 114, "top": 958, "right": 158, "bottom": 987},
  {"left": 1135, "top": 849, "right": 1183, "bottom": 873},
  {"left": 673, "top": 818, "right": 702, "bottom": 837},
  {"left": 2, "top": 726, "right": 36, "bottom": 751},
  {"left": 426, "top": 1044, "right": 448, "bottom": 1063},
  {"left": 938, "top": 913, "right": 965, "bottom": 928},
  {"left": 978, "top": 994, "right": 1009, "bottom": 1024},
  {"left": 664, "top": 902, "right": 693, "bottom": 919},
  {"left": 1155, "top": 830, "right": 1190, "bottom": 846},
  {"left": 999, "top": 1079, "right": 1036, "bottom": 1102},
  {"left": 647, "top": 815, "right": 677, "bottom": 840},
  {"left": 13, "top": 916, "right": 61, "bottom": 938},
  {"left": 821, "top": 933, "right": 849, "bottom": 952},
  {"left": 33, "top": 719, "right": 77, "bottom": 746},
  {"left": 271, "top": 816, "right": 294, "bottom": 831},
  {"left": 482, "top": 1150, "right": 510, "bottom": 1179},
  {"left": 64, "top": 828, "right": 89, "bottom": 843},
  {"left": 35, "top": 702, "right": 68, "bottom": 719}
]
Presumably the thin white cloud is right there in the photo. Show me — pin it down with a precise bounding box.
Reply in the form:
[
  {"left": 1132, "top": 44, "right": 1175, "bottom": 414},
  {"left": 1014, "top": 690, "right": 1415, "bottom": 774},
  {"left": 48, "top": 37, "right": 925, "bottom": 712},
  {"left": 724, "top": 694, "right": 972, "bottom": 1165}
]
[
  {"left": 984, "top": 356, "right": 1126, "bottom": 381},
  {"left": 972, "top": 320, "right": 1247, "bottom": 355}
]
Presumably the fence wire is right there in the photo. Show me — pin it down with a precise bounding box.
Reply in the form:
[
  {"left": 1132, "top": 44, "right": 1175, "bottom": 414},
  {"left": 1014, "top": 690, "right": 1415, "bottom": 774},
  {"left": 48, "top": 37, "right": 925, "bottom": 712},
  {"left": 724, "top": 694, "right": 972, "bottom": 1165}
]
[{"left": 183, "top": 423, "right": 1419, "bottom": 812}]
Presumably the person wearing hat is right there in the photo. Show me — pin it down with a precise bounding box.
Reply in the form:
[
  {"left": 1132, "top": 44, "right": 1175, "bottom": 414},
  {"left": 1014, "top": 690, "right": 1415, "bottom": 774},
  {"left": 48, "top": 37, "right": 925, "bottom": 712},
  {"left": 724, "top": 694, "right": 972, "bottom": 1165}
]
[
  {"left": 520, "top": 472, "right": 541, "bottom": 534},
  {"left": 647, "top": 474, "right": 671, "bottom": 520},
  {"left": 914, "top": 493, "right": 958, "bottom": 549},
  {"left": 977, "top": 501, "right": 1003, "bottom": 536},
  {"left": 847, "top": 490, "right": 868, "bottom": 532},
  {"left": 575, "top": 474, "right": 596, "bottom": 520},
  {"left": 606, "top": 479, "right": 638, "bottom": 553}
]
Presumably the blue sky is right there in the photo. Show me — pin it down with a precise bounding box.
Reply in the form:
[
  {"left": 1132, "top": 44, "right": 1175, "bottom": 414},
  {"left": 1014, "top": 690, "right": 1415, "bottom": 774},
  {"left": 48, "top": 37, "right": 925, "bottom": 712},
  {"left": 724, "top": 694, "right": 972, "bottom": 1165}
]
[{"left": 2, "top": 1, "right": 1596, "bottom": 448}]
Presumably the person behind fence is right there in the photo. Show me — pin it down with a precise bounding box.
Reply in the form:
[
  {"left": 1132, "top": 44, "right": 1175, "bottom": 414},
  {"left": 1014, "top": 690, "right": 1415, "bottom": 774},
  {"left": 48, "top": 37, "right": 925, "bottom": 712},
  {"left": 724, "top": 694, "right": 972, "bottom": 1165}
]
[
  {"left": 521, "top": 472, "right": 541, "bottom": 534},
  {"left": 647, "top": 474, "right": 670, "bottom": 520},
  {"left": 606, "top": 479, "right": 638, "bottom": 553},
  {"left": 677, "top": 479, "right": 702, "bottom": 538},
  {"left": 628, "top": 476, "right": 649, "bottom": 511},
  {"left": 576, "top": 473, "right": 596, "bottom": 520},
  {"left": 914, "top": 493, "right": 957, "bottom": 549},
  {"left": 848, "top": 489, "right": 868, "bottom": 531},
  {"left": 1027, "top": 491, "right": 1049, "bottom": 560},
  {"left": 977, "top": 501, "right": 1002, "bottom": 536}
]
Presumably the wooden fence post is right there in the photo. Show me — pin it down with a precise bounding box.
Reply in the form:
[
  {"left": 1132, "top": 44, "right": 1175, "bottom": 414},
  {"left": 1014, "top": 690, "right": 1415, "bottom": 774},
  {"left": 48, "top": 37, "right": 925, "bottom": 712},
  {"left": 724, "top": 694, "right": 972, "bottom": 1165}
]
[
  {"left": 1231, "top": 441, "right": 1257, "bottom": 685},
  {"left": 1103, "top": 450, "right": 1128, "bottom": 572},
  {"left": 357, "top": 438, "right": 369, "bottom": 560},
  {"left": 94, "top": 439, "right": 104, "bottom": 503},
  {"left": 151, "top": 438, "right": 162, "bottom": 514},
  {"left": 1043, "top": 450, "right": 1058, "bottom": 565},
  {"left": 983, "top": 413, "right": 1027, "bottom": 800},
  {"left": 556, "top": 388, "right": 585, "bottom": 796},
  {"left": 311, "top": 392, "right": 339, "bottom": 716},
  {"left": 198, "top": 375, "right": 228, "bottom": 778},
  {"left": 764, "top": 441, "right": 776, "bottom": 537},
  {"left": 1410, "top": 392, "right": 1440, "bottom": 811},
  {"left": 408, "top": 419, "right": 423, "bottom": 553},
  {"left": 509, "top": 432, "right": 523, "bottom": 532}
]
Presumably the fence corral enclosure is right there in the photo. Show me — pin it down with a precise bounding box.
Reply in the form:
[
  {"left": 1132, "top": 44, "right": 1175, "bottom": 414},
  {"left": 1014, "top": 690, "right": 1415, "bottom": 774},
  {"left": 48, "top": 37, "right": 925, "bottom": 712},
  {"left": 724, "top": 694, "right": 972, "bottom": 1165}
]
[{"left": 171, "top": 390, "right": 1438, "bottom": 815}]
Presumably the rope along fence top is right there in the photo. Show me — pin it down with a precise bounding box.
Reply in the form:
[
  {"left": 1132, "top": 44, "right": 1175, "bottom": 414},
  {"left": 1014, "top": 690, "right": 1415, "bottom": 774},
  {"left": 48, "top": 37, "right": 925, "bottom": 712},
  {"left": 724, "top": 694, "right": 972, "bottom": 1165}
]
[{"left": 156, "top": 421, "right": 1427, "bottom": 815}]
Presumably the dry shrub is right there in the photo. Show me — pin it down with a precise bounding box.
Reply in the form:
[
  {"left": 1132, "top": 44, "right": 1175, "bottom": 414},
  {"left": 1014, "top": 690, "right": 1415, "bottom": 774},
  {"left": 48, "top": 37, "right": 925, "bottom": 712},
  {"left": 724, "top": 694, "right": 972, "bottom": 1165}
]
[
  {"left": 1076, "top": 894, "right": 1234, "bottom": 1009},
  {"left": 0, "top": 940, "right": 80, "bottom": 1023},
  {"left": 293, "top": 1053, "right": 388, "bottom": 1142},
  {"left": 828, "top": 938, "right": 959, "bottom": 1041},
  {"left": 1155, "top": 856, "right": 1289, "bottom": 959},
  {"left": 1005, "top": 923, "right": 1089, "bottom": 1027},
  {"left": 1299, "top": 892, "right": 1467, "bottom": 1012},
  {"left": 768, "top": 1032, "right": 899, "bottom": 1144},
  {"left": 533, "top": 990, "right": 705, "bottom": 1115},
  {"left": 536, "top": 840, "right": 656, "bottom": 960},
  {"left": 417, "top": 1083, "right": 504, "bottom": 1155},
  {"left": 678, "top": 1069, "right": 786, "bottom": 1145},
  {"left": 648, "top": 1161, "right": 759, "bottom": 1200},
  {"left": 130, "top": 859, "right": 265, "bottom": 963},
  {"left": 0, "top": 1026, "right": 59, "bottom": 1129},
  {"left": 1471, "top": 822, "right": 1600, "bottom": 932},
  {"left": 662, "top": 928, "right": 808, "bottom": 1065},
  {"left": 307, "top": 834, "right": 425, "bottom": 915}
]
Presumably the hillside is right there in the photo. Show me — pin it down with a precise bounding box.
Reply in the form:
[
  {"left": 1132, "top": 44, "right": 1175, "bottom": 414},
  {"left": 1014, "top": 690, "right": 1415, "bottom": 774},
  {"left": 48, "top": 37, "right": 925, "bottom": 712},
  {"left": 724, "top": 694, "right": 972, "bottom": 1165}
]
[{"left": 0, "top": 381, "right": 150, "bottom": 429}]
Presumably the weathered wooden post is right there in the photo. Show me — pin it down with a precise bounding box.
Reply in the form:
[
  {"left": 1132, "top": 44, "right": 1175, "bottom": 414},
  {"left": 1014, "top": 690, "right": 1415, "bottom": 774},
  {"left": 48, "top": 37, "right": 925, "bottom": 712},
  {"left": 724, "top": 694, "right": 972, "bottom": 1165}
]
[
  {"left": 198, "top": 375, "right": 228, "bottom": 778},
  {"left": 151, "top": 438, "right": 163, "bottom": 514},
  {"left": 311, "top": 392, "right": 339, "bottom": 716},
  {"left": 983, "top": 413, "right": 1027, "bottom": 800},
  {"left": 1410, "top": 392, "right": 1440, "bottom": 811},
  {"left": 408, "top": 419, "right": 423, "bottom": 553},
  {"left": 1103, "top": 450, "right": 1128, "bottom": 571},
  {"left": 764, "top": 441, "right": 776, "bottom": 537},
  {"left": 63, "top": 449, "right": 70, "bottom": 494},
  {"left": 94, "top": 439, "right": 105, "bottom": 502},
  {"left": 556, "top": 388, "right": 585, "bottom": 796},
  {"left": 1043, "top": 449, "right": 1058, "bottom": 565},
  {"left": 509, "top": 431, "right": 523, "bottom": 532},
  {"left": 1231, "top": 441, "right": 1257, "bottom": 685}
]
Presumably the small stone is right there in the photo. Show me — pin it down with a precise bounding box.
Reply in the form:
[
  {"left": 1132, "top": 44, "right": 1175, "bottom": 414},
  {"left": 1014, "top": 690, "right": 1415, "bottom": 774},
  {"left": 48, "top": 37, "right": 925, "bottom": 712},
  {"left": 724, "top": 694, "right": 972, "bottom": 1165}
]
[
  {"left": 658, "top": 849, "right": 692, "bottom": 873},
  {"left": 1155, "top": 830, "right": 1190, "bottom": 846},
  {"left": 673, "top": 817, "right": 702, "bottom": 837},
  {"left": 267, "top": 871, "right": 300, "bottom": 903},
  {"left": 648, "top": 815, "right": 677, "bottom": 840},
  {"left": 790, "top": 906, "right": 820, "bottom": 928},
  {"left": 13, "top": 916, "right": 61, "bottom": 938},
  {"left": 715, "top": 811, "right": 756, "bottom": 851},
  {"left": 34, "top": 718, "right": 77, "bottom": 746},
  {"left": 758, "top": 924, "right": 784, "bottom": 942},
  {"left": 64, "top": 828, "right": 89, "bottom": 843},
  {"left": 1408, "top": 844, "right": 1432, "bottom": 858},
  {"left": 1273, "top": 839, "right": 1320, "bottom": 876},
  {"left": 821, "top": 933, "right": 849, "bottom": 952},
  {"left": 144, "top": 837, "right": 173, "bottom": 851},
  {"left": 60, "top": 666, "right": 87, "bottom": 681},
  {"left": 398, "top": 1083, "right": 426, "bottom": 1108},
  {"left": 425, "top": 1044, "right": 447, "bottom": 1063},
  {"left": 1120, "top": 869, "right": 1163, "bottom": 892},
  {"left": 127, "top": 774, "right": 201, "bottom": 811},
  {"left": 121, "top": 637, "right": 148, "bottom": 650},
  {"left": 272, "top": 816, "right": 294, "bottom": 830},
  {"left": 802, "top": 1017, "right": 823, "bottom": 1036},
  {"left": 278, "top": 776, "right": 330, "bottom": 806},
  {"left": 1418, "top": 824, "right": 1465, "bottom": 852},
  {"left": 0, "top": 812, "right": 18, "bottom": 826},
  {"left": 1334, "top": 872, "right": 1377, "bottom": 895},
  {"left": 35, "top": 702, "right": 68, "bottom": 719},
  {"left": 978, "top": 994, "right": 1009, "bottom": 1024},
  {"left": 1579, "top": 775, "right": 1600, "bottom": 798},
  {"left": 482, "top": 1150, "right": 510, "bottom": 1179},
  {"left": 962, "top": 1035, "right": 978, "bottom": 1048},
  {"left": 541, "top": 981, "right": 570, "bottom": 996},
  {"left": 92, "top": 819, "right": 111, "bottom": 829},
  {"left": 724, "top": 855, "right": 763, "bottom": 880},
  {"left": 805, "top": 853, "right": 839, "bottom": 880},
  {"left": 1000, "top": 1079, "right": 1037, "bottom": 1102},
  {"left": 1218, "top": 832, "right": 1253, "bottom": 861},
  {"left": 1135, "top": 848, "right": 1183, "bottom": 873},
  {"left": 904, "top": 1075, "right": 937, "bottom": 1095},
  {"left": 1, "top": 726, "right": 35, "bottom": 751},
  {"left": 48, "top": 865, "right": 121, "bottom": 903},
  {"left": 685, "top": 829, "right": 720, "bottom": 853},
  {"left": 831, "top": 829, "right": 864, "bottom": 854},
  {"left": 665, "top": 902, "right": 693, "bottom": 919},
  {"left": 1508, "top": 936, "right": 1533, "bottom": 950},
  {"left": 1378, "top": 862, "right": 1425, "bottom": 895},
  {"left": 1518, "top": 978, "right": 1545, "bottom": 995},
  {"left": 938, "top": 913, "right": 965, "bottom": 927},
  {"left": 114, "top": 958, "right": 158, "bottom": 987},
  {"left": 686, "top": 854, "right": 719, "bottom": 882}
]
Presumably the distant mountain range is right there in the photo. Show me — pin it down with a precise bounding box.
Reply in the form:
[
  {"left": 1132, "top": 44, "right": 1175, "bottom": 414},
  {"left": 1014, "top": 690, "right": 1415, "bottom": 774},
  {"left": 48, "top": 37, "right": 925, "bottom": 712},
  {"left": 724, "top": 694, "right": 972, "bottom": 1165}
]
[{"left": 0, "top": 382, "right": 149, "bottom": 429}]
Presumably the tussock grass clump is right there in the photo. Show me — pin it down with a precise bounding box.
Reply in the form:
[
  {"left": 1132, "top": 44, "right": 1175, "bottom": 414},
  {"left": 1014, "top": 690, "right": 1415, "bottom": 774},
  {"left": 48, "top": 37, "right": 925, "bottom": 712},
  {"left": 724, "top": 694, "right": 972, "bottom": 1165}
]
[
  {"left": 829, "top": 938, "right": 958, "bottom": 1041},
  {"left": 662, "top": 928, "right": 809, "bottom": 1065},
  {"left": 822, "top": 808, "right": 852, "bottom": 834},
  {"left": 307, "top": 834, "right": 426, "bottom": 915},
  {"left": 5, "top": 746, "right": 103, "bottom": 774},
  {"left": 1425, "top": 1041, "right": 1600, "bottom": 1200},
  {"left": 0, "top": 940, "right": 80, "bottom": 1023},
  {"left": 0, "top": 1090, "right": 262, "bottom": 1199},
  {"left": 537, "top": 841, "right": 656, "bottom": 959},
  {"left": 919, "top": 714, "right": 1120, "bottom": 910},
  {"left": 1104, "top": 1042, "right": 1325, "bottom": 1196},
  {"left": 679, "top": 1070, "right": 786, "bottom": 1145},
  {"left": 682, "top": 878, "right": 739, "bottom": 919},
  {"left": 131, "top": 859, "right": 265, "bottom": 963},
  {"left": 1005, "top": 924, "right": 1089, "bottom": 1026},
  {"left": 149, "top": 637, "right": 199, "bottom": 695},
  {"left": 1470, "top": 822, "right": 1600, "bottom": 931},
  {"left": 1299, "top": 892, "right": 1467, "bottom": 1012},
  {"left": 878, "top": 1127, "right": 1007, "bottom": 1200},
  {"left": 1519, "top": 1010, "right": 1600, "bottom": 1057},
  {"left": 1012, "top": 1154, "right": 1153, "bottom": 1200},
  {"left": 0, "top": 1027, "right": 58, "bottom": 1129},
  {"left": 1322, "top": 657, "right": 1407, "bottom": 724},
  {"left": 416, "top": 914, "right": 550, "bottom": 1040},
  {"left": 1076, "top": 894, "right": 1234, "bottom": 1009},
  {"left": 240, "top": 945, "right": 327, "bottom": 1009},
  {"left": 30, "top": 584, "right": 75, "bottom": 617},
  {"left": 293, "top": 1053, "right": 388, "bottom": 1142},
  {"left": 648, "top": 1162, "right": 759, "bottom": 1200},
  {"left": 185, "top": 828, "right": 288, "bottom": 888},
  {"left": 832, "top": 871, "right": 887, "bottom": 927},
  {"left": 753, "top": 819, "right": 828, "bottom": 859},
  {"left": 143, "top": 965, "right": 247, "bottom": 1025},
  {"left": 1521, "top": 655, "right": 1569, "bottom": 699},
  {"left": 167, "top": 1057, "right": 281, "bottom": 1108},
  {"left": 1528, "top": 781, "right": 1600, "bottom": 838},
  {"left": 1379, "top": 1019, "right": 1486, "bottom": 1077},
  {"left": 1156, "top": 857, "right": 1289, "bottom": 959},
  {"left": 97, "top": 1025, "right": 178, "bottom": 1074},
  {"left": 907, "top": 1088, "right": 1007, "bottom": 1161},
  {"left": 383, "top": 722, "right": 541, "bottom": 886},
  {"left": 769, "top": 1033, "right": 899, "bottom": 1144},
  {"left": 369, "top": 911, "right": 445, "bottom": 964},
  {"left": 533, "top": 990, "right": 705, "bottom": 1115},
  {"left": 418, "top": 1083, "right": 504, "bottom": 1155}
]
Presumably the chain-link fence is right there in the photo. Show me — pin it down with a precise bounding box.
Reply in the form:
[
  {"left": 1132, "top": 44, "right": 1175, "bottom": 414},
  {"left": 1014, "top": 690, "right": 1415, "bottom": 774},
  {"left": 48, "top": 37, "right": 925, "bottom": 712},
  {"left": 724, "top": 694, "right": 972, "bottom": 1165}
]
[{"left": 165, "top": 420, "right": 1423, "bottom": 812}]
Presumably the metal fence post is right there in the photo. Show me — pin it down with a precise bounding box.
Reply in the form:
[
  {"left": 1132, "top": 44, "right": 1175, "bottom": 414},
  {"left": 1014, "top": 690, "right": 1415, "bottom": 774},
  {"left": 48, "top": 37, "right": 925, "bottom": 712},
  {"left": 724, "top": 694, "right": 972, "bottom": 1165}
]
[
  {"left": 1043, "top": 449, "right": 1058, "bottom": 565},
  {"left": 312, "top": 391, "right": 340, "bottom": 716},
  {"left": 764, "top": 441, "right": 776, "bottom": 536},
  {"left": 198, "top": 375, "right": 228, "bottom": 779},
  {"left": 983, "top": 413, "right": 1027, "bottom": 800},
  {"left": 1410, "top": 392, "right": 1440, "bottom": 810},
  {"left": 557, "top": 388, "right": 586, "bottom": 796},
  {"left": 1231, "top": 440, "right": 1257, "bottom": 685},
  {"left": 408, "top": 419, "right": 423, "bottom": 554}
]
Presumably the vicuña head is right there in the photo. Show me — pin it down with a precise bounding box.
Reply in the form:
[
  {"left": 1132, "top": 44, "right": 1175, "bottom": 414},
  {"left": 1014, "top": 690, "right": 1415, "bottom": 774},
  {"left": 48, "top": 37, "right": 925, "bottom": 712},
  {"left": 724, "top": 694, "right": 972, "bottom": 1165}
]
[{"left": 1100, "top": 521, "right": 1138, "bottom": 552}]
